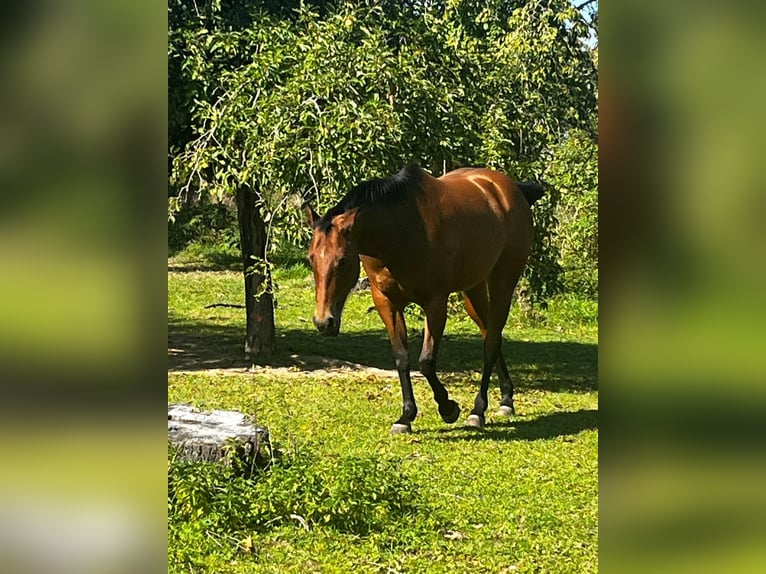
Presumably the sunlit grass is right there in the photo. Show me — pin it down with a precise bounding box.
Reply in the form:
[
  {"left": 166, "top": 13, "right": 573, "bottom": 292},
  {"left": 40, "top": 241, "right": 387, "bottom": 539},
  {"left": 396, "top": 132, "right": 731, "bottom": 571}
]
[{"left": 168, "top": 256, "right": 598, "bottom": 573}]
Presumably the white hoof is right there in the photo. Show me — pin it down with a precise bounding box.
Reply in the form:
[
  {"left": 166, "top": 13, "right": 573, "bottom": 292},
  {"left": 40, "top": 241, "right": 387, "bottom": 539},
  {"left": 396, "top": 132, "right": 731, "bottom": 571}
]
[
  {"left": 466, "top": 414, "right": 484, "bottom": 429},
  {"left": 390, "top": 423, "right": 412, "bottom": 434},
  {"left": 496, "top": 405, "right": 515, "bottom": 417}
]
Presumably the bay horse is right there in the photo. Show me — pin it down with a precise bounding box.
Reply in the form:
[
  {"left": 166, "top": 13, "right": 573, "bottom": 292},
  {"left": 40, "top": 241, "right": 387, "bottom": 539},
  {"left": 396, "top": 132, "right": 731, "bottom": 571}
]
[{"left": 303, "top": 165, "right": 544, "bottom": 433}]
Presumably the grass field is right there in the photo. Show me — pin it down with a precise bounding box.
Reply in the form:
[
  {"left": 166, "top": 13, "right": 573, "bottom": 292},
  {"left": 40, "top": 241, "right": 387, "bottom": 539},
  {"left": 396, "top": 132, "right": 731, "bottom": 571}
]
[{"left": 168, "top": 254, "right": 598, "bottom": 573}]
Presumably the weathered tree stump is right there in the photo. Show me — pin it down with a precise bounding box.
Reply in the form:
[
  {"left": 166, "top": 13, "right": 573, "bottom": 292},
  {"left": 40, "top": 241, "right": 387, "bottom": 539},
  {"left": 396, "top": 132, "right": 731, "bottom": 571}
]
[{"left": 168, "top": 404, "right": 271, "bottom": 475}]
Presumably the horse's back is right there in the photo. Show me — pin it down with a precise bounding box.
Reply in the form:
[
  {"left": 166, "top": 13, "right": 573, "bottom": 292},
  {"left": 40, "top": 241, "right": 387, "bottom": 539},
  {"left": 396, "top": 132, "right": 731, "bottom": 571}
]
[
  {"left": 417, "top": 168, "right": 533, "bottom": 291},
  {"left": 436, "top": 168, "right": 528, "bottom": 216},
  {"left": 429, "top": 168, "right": 532, "bottom": 240}
]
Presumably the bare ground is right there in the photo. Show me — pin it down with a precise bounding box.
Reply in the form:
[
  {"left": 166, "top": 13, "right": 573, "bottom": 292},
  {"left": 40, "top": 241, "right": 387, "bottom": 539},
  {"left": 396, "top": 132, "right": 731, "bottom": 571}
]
[{"left": 168, "top": 330, "right": 417, "bottom": 379}]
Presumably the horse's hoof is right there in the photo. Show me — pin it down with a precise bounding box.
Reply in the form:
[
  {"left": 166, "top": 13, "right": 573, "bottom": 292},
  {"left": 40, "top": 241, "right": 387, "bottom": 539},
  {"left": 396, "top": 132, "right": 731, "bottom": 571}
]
[
  {"left": 496, "top": 405, "right": 515, "bottom": 417},
  {"left": 390, "top": 423, "right": 412, "bottom": 435},
  {"left": 466, "top": 414, "right": 484, "bottom": 429},
  {"left": 439, "top": 400, "right": 461, "bottom": 424}
]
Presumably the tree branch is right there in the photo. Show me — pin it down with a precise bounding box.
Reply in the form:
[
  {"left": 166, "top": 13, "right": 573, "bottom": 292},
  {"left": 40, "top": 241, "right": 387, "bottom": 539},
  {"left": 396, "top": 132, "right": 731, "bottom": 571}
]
[{"left": 575, "top": 0, "right": 597, "bottom": 10}]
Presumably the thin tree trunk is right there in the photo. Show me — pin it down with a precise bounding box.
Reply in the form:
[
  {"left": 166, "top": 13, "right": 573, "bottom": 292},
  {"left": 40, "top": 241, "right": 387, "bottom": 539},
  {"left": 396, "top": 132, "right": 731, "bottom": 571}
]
[{"left": 236, "top": 186, "right": 275, "bottom": 359}]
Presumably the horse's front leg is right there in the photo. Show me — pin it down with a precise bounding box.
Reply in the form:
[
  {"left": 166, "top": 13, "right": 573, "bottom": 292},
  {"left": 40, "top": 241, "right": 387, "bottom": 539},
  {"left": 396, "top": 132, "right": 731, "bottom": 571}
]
[
  {"left": 370, "top": 285, "right": 416, "bottom": 434},
  {"left": 420, "top": 296, "right": 461, "bottom": 424}
]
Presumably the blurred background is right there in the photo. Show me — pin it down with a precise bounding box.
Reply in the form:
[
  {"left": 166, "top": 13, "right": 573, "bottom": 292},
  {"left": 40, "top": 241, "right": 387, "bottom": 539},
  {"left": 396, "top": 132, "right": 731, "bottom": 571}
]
[
  {"left": 602, "top": 0, "right": 766, "bottom": 572},
  {"left": 0, "top": 1, "right": 165, "bottom": 572}
]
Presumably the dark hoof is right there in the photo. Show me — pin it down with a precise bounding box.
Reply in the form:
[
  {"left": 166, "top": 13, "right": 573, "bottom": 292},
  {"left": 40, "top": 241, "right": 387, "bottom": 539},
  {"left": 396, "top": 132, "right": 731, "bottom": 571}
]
[
  {"left": 466, "top": 414, "right": 484, "bottom": 429},
  {"left": 496, "top": 405, "right": 515, "bottom": 417},
  {"left": 390, "top": 423, "right": 412, "bottom": 435},
  {"left": 439, "top": 400, "right": 461, "bottom": 424}
]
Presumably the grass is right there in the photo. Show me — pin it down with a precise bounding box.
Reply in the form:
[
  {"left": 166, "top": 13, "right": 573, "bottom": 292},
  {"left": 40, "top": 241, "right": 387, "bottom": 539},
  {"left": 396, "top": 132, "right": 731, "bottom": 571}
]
[{"left": 168, "top": 253, "right": 598, "bottom": 573}]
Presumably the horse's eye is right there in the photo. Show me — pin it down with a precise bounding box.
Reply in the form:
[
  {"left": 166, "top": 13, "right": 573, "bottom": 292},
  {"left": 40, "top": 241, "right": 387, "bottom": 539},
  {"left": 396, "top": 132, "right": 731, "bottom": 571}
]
[{"left": 338, "top": 256, "right": 348, "bottom": 267}]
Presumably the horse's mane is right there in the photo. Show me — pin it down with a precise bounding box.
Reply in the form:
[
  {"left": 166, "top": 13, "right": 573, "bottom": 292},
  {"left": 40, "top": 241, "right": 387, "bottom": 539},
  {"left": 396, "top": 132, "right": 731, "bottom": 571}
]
[{"left": 315, "top": 165, "right": 424, "bottom": 232}]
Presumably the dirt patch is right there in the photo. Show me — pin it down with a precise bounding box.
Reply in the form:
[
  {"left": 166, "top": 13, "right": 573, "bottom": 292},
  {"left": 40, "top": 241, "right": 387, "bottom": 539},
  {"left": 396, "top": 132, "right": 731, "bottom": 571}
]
[
  {"left": 169, "top": 350, "right": 423, "bottom": 379},
  {"left": 168, "top": 329, "right": 245, "bottom": 371},
  {"left": 168, "top": 326, "right": 409, "bottom": 377},
  {"left": 168, "top": 319, "right": 408, "bottom": 377}
]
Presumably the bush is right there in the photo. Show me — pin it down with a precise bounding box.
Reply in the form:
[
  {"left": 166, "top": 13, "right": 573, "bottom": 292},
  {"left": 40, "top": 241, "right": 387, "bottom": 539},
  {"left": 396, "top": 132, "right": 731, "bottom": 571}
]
[
  {"left": 168, "top": 450, "right": 423, "bottom": 537},
  {"left": 547, "top": 129, "right": 598, "bottom": 297},
  {"left": 257, "top": 453, "right": 421, "bottom": 535},
  {"left": 168, "top": 197, "right": 239, "bottom": 256}
]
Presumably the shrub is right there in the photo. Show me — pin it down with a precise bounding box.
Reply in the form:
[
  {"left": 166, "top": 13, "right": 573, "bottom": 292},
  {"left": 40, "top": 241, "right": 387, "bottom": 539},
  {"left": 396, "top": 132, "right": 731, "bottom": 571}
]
[{"left": 168, "top": 451, "right": 423, "bottom": 537}]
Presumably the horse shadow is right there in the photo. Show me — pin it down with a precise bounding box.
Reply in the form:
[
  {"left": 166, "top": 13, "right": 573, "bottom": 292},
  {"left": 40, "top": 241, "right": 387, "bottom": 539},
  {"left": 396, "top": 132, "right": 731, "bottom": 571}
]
[{"left": 430, "top": 408, "right": 598, "bottom": 442}]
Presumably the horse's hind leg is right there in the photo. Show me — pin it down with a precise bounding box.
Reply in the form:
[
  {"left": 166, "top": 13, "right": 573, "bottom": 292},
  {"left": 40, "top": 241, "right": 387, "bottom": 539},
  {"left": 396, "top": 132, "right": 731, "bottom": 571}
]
[
  {"left": 419, "top": 296, "right": 460, "bottom": 424},
  {"left": 466, "top": 270, "right": 520, "bottom": 429},
  {"left": 463, "top": 284, "right": 515, "bottom": 416}
]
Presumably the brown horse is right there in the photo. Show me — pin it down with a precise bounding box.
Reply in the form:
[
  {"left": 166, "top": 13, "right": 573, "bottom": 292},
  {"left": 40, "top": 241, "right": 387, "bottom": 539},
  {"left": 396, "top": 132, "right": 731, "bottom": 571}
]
[{"left": 303, "top": 165, "right": 544, "bottom": 433}]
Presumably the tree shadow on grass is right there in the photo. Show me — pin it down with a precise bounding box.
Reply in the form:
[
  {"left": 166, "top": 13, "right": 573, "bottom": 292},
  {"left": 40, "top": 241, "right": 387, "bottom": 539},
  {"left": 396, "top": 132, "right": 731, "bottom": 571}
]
[
  {"left": 168, "top": 251, "right": 310, "bottom": 274},
  {"left": 168, "top": 251, "right": 243, "bottom": 273},
  {"left": 168, "top": 317, "right": 597, "bottom": 394},
  {"left": 168, "top": 317, "right": 246, "bottom": 371},
  {"left": 432, "top": 409, "right": 598, "bottom": 442}
]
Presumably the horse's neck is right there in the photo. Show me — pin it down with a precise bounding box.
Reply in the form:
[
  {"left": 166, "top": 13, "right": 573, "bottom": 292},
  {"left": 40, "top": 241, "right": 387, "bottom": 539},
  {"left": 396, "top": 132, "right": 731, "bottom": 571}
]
[{"left": 352, "top": 203, "right": 427, "bottom": 263}]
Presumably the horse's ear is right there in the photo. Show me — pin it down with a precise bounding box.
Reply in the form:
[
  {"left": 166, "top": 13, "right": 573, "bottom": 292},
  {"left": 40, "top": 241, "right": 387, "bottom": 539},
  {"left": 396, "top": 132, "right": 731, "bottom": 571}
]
[
  {"left": 334, "top": 208, "right": 358, "bottom": 234},
  {"left": 302, "top": 202, "right": 319, "bottom": 227}
]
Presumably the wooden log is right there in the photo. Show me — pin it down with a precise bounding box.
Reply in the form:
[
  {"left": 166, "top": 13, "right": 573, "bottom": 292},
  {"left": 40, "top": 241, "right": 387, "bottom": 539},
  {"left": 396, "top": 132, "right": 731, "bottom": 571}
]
[{"left": 168, "top": 404, "right": 270, "bottom": 475}]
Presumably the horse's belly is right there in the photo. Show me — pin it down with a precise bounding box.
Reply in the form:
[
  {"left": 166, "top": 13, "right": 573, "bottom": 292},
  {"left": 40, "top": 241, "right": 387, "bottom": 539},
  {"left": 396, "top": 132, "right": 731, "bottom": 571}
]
[
  {"left": 441, "top": 227, "right": 505, "bottom": 290},
  {"left": 450, "top": 257, "right": 500, "bottom": 291}
]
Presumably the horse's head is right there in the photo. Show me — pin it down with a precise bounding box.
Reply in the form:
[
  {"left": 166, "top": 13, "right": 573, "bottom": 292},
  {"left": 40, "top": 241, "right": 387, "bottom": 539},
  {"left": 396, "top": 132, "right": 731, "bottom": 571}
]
[{"left": 303, "top": 204, "right": 360, "bottom": 336}]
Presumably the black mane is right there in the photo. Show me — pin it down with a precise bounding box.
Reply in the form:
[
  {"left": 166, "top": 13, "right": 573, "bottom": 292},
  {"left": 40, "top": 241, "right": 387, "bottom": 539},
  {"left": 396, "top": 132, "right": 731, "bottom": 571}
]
[{"left": 315, "top": 164, "right": 424, "bottom": 232}]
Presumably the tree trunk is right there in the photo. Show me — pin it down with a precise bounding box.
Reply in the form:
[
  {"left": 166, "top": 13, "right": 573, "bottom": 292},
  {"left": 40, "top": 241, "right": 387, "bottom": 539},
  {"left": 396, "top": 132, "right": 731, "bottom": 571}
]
[{"left": 236, "top": 186, "right": 276, "bottom": 359}]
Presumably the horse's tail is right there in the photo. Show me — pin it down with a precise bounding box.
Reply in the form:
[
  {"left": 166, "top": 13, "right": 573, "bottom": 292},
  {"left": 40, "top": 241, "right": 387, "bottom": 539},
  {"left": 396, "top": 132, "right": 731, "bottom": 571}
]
[{"left": 518, "top": 181, "right": 546, "bottom": 206}]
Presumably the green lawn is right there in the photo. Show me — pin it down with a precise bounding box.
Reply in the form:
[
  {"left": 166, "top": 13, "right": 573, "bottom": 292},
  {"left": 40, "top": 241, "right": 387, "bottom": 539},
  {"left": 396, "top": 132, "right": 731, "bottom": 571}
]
[{"left": 168, "top": 260, "right": 598, "bottom": 573}]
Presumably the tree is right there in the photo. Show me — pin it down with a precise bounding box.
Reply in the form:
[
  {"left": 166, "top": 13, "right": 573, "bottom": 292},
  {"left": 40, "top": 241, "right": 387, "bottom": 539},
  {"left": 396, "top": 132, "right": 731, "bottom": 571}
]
[{"left": 169, "top": 0, "right": 598, "bottom": 356}]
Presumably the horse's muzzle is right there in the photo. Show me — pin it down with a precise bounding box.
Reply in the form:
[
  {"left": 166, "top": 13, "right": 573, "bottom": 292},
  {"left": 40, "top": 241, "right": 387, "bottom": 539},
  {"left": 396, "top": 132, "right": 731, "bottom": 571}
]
[{"left": 313, "top": 316, "right": 339, "bottom": 336}]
